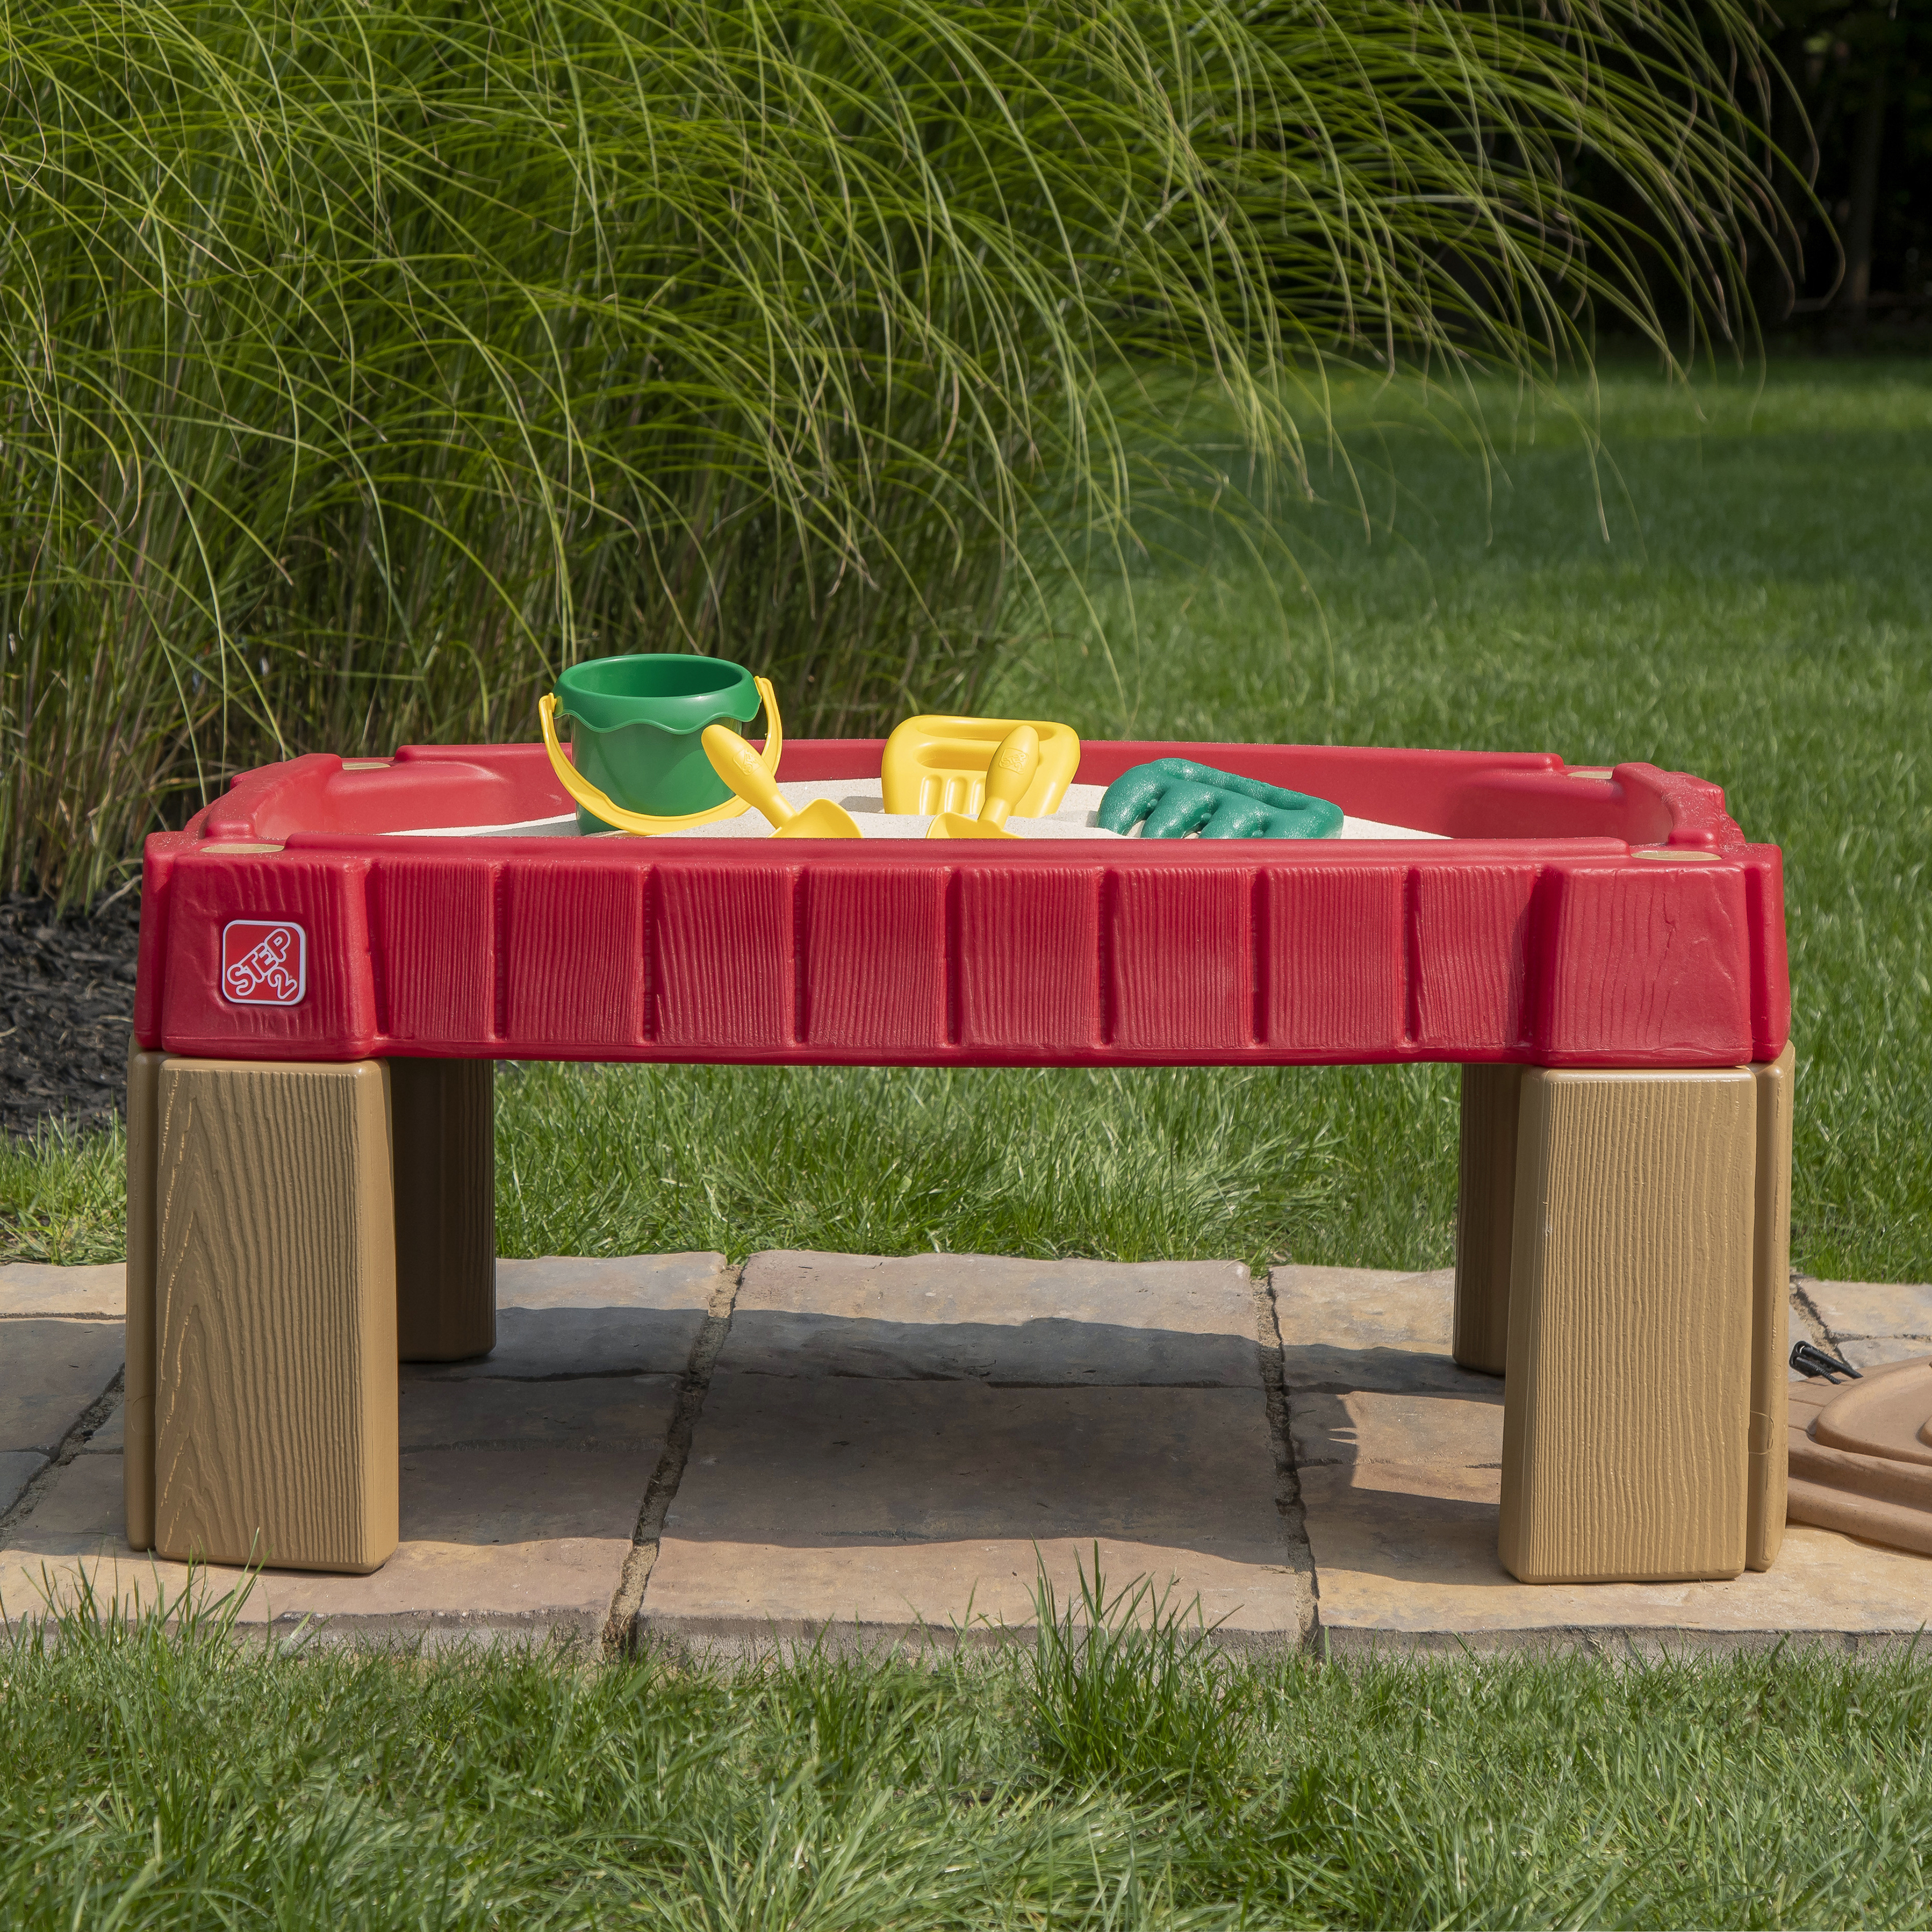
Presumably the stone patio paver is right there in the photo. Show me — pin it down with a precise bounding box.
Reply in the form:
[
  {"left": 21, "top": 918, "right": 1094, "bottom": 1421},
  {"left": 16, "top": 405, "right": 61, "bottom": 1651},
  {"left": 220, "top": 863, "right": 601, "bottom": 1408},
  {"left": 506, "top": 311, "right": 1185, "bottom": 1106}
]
[
  {"left": 1, "top": 1265, "right": 127, "bottom": 1498},
  {"left": 644, "top": 1373, "right": 1298, "bottom": 1653},
  {"left": 1796, "top": 1276, "right": 1932, "bottom": 1374},
  {"left": 0, "top": 1262, "right": 124, "bottom": 1317},
  {"left": 0, "top": 1254, "right": 723, "bottom": 1642},
  {"left": 0, "top": 1443, "right": 654, "bottom": 1642},
  {"left": 397, "top": 1372, "right": 678, "bottom": 1451},
  {"left": 8, "top": 1248, "right": 1932, "bottom": 1653},
  {"left": 1291, "top": 1386, "right": 1504, "bottom": 1471},
  {"left": 728, "top": 1249, "right": 1262, "bottom": 1384},
  {"left": 2, "top": 1452, "right": 45, "bottom": 1515},
  {"left": 78, "top": 1399, "right": 123, "bottom": 1456},
  {"left": 1275, "top": 1264, "right": 1932, "bottom": 1654},
  {"left": 1801, "top": 1280, "right": 1932, "bottom": 1345},
  {"left": 1, "top": 1320, "right": 125, "bottom": 1458},
  {"left": 1267, "top": 1264, "right": 1489, "bottom": 1395},
  {"left": 640, "top": 1252, "right": 1303, "bottom": 1654},
  {"left": 415, "top": 1253, "right": 725, "bottom": 1379}
]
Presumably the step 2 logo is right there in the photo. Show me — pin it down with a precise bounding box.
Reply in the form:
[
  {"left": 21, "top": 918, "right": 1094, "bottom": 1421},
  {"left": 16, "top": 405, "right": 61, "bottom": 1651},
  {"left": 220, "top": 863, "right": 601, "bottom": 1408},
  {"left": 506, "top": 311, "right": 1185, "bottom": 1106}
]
[{"left": 221, "top": 920, "right": 307, "bottom": 1006}]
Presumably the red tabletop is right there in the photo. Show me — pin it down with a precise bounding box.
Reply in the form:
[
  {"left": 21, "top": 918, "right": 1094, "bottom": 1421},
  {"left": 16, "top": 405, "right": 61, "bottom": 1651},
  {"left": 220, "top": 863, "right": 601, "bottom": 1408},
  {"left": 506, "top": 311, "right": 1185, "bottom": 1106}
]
[{"left": 134, "top": 739, "right": 1788, "bottom": 1069}]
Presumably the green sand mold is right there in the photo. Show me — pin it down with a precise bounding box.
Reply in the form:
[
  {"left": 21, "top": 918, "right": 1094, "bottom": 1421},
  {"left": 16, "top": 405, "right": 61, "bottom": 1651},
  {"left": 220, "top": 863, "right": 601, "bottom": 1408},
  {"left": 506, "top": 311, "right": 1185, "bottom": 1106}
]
[
  {"left": 1099, "top": 758, "right": 1343, "bottom": 840},
  {"left": 554, "top": 653, "right": 762, "bottom": 833}
]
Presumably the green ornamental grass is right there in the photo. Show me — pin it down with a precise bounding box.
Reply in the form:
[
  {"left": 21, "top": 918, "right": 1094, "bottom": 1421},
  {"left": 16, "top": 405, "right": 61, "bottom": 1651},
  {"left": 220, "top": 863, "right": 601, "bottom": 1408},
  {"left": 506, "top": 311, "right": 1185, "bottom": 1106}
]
[{"left": 3, "top": 0, "right": 1787, "bottom": 899}]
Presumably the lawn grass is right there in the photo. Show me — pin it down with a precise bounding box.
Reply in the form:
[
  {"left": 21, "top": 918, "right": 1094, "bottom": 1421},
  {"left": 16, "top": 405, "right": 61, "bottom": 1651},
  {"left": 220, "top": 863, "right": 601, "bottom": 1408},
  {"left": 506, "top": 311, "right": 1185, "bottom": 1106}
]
[
  {"left": 4, "top": 355, "right": 1927, "bottom": 1281},
  {"left": 493, "top": 1062, "right": 1338, "bottom": 1274},
  {"left": 0, "top": 1116, "right": 127, "bottom": 1265},
  {"left": 6, "top": 1564, "right": 1932, "bottom": 1929}
]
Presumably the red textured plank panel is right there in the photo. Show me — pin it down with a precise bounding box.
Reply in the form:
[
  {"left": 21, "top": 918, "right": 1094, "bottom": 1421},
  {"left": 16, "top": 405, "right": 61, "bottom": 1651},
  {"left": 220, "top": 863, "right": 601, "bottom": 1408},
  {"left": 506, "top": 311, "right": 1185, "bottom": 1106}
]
[
  {"left": 654, "top": 861, "right": 794, "bottom": 1051},
  {"left": 159, "top": 854, "right": 376, "bottom": 1058},
  {"left": 367, "top": 856, "right": 497, "bottom": 1046},
  {"left": 502, "top": 860, "right": 647, "bottom": 1052},
  {"left": 1411, "top": 863, "right": 1540, "bottom": 1053},
  {"left": 1260, "top": 865, "right": 1406, "bottom": 1053},
  {"left": 1111, "top": 866, "right": 1252, "bottom": 1052},
  {"left": 802, "top": 866, "right": 948, "bottom": 1050},
  {"left": 1536, "top": 862, "right": 1755, "bottom": 1063},
  {"left": 1744, "top": 849, "right": 1791, "bottom": 1061},
  {"left": 135, "top": 834, "right": 193, "bottom": 1049},
  {"left": 957, "top": 866, "right": 1102, "bottom": 1053}
]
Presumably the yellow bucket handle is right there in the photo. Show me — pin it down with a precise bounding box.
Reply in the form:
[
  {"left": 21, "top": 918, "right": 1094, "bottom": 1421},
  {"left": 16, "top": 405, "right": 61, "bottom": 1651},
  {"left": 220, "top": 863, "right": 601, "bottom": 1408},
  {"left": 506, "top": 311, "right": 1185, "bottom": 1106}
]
[{"left": 539, "top": 674, "right": 783, "bottom": 836}]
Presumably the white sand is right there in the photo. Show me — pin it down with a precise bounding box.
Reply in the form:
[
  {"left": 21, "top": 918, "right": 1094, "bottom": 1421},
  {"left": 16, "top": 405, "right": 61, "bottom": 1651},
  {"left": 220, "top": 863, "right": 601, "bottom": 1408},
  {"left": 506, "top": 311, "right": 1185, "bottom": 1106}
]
[{"left": 393, "top": 777, "right": 1446, "bottom": 842}]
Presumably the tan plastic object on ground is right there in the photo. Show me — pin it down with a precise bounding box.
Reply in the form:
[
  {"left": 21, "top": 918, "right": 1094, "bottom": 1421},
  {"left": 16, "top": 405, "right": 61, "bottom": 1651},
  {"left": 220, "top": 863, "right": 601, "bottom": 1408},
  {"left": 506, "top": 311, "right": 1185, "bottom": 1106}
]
[
  {"left": 926, "top": 725, "right": 1041, "bottom": 840},
  {"left": 1788, "top": 1357, "right": 1932, "bottom": 1555},
  {"left": 881, "top": 714, "right": 1079, "bottom": 818},
  {"left": 700, "top": 725, "right": 861, "bottom": 838},
  {"left": 1810, "top": 1362, "right": 1932, "bottom": 1466}
]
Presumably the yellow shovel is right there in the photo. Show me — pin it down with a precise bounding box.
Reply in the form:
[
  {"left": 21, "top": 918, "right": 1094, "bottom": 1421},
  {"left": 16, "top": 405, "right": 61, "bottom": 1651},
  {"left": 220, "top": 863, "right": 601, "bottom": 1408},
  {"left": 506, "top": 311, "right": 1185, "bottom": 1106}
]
[
  {"left": 700, "top": 726, "right": 862, "bottom": 838},
  {"left": 926, "top": 725, "right": 1039, "bottom": 840}
]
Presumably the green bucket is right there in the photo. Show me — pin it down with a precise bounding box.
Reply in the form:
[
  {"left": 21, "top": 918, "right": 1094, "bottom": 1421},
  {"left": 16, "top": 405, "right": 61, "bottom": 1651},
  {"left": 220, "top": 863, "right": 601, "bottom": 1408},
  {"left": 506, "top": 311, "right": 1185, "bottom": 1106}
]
[{"left": 553, "top": 654, "right": 762, "bottom": 834}]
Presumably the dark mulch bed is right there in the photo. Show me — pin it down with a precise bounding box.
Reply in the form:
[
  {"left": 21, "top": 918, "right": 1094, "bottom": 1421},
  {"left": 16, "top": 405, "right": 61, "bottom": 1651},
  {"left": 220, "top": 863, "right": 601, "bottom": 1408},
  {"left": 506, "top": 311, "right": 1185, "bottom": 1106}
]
[{"left": 1, "top": 891, "right": 142, "bottom": 1139}]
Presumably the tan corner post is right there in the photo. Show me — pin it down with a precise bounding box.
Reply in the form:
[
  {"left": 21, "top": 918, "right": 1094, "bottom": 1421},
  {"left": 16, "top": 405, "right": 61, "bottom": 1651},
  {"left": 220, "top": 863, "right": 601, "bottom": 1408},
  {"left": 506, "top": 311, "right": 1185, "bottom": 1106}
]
[
  {"left": 1747, "top": 1043, "right": 1796, "bottom": 1572},
  {"left": 124, "top": 1043, "right": 165, "bottom": 1551},
  {"left": 1453, "top": 1063, "right": 1522, "bottom": 1376},
  {"left": 155, "top": 1058, "right": 399, "bottom": 1574},
  {"left": 1499, "top": 1065, "right": 1756, "bottom": 1584},
  {"left": 390, "top": 1058, "right": 497, "bottom": 1362}
]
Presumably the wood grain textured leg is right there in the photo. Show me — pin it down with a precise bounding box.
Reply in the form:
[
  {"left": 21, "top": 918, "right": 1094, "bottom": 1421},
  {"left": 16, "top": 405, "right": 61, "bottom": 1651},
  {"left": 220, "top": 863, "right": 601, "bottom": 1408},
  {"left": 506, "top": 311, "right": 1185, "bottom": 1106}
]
[
  {"left": 1748, "top": 1043, "right": 1795, "bottom": 1572},
  {"left": 124, "top": 1043, "right": 164, "bottom": 1552},
  {"left": 1453, "top": 1063, "right": 1522, "bottom": 1376},
  {"left": 155, "top": 1059, "right": 399, "bottom": 1574},
  {"left": 1498, "top": 1066, "right": 1756, "bottom": 1584},
  {"left": 390, "top": 1058, "right": 496, "bottom": 1363}
]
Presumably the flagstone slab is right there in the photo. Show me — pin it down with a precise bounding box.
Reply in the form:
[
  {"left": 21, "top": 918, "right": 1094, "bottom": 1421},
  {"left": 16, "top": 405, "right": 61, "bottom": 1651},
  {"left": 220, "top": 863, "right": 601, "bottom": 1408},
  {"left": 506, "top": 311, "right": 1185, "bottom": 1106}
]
[
  {"left": 399, "top": 1371, "right": 679, "bottom": 1451},
  {"left": 1272, "top": 1264, "right": 1497, "bottom": 1397},
  {"left": 1301, "top": 1458, "right": 1932, "bottom": 1654},
  {"left": 78, "top": 1398, "right": 124, "bottom": 1455},
  {"left": 1, "top": 1318, "right": 125, "bottom": 1456},
  {"left": 0, "top": 1365, "right": 669, "bottom": 1642},
  {"left": 1291, "top": 1386, "right": 1505, "bottom": 1471},
  {"left": 0, "top": 1262, "right": 125, "bottom": 1317},
  {"left": 12, "top": 1247, "right": 1930, "bottom": 1655},
  {"left": 726, "top": 1250, "right": 1261, "bottom": 1386},
  {"left": 413, "top": 1253, "right": 725, "bottom": 1381},
  {"left": 1275, "top": 1264, "right": 1932, "bottom": 1653},
  {"left": 1804, "top": 1280, "right": 1932, "bottom": 1343},
  {"left": 640, "top": 1370, "right": 1299, "bottom": 1654},
  {"left": 2, "top": 1452, "right": 45, "bottom": 1516}
]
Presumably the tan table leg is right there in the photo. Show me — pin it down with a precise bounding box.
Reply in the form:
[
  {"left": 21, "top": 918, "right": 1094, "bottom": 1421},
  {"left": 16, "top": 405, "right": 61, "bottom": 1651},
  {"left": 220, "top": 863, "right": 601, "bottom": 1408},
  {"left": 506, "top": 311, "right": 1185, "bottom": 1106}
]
[
  {"left": 391, "top": 1058, "right": 496, "bottom": 1363},
  {"left": 124, "top": 1044, "right": 164, "bottom": 1551},
  {"left": 1453, "top": 1063, "right": 1523, "bottom": 1376},
  {"left": 1499, "top": 1065, "right": 1756, "bottom": 1583},
  {"left": 155, "top": 1058, "right": 399, "bottom": 1574},
  {"left": 1748, "top": 1044, "right": 1795, "bottom": 1572}
]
